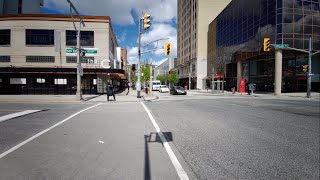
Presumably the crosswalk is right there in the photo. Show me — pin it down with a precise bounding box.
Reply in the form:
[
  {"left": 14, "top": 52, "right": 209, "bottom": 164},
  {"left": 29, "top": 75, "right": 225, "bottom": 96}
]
[{"left": 0, "top": 110, "right": 42, "bottom": 123}]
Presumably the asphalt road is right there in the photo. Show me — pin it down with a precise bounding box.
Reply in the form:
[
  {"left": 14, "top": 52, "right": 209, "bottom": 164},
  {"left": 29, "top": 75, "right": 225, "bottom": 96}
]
[
  {"left": 0, "top": 102, "right": 184, "bottom": 180},
  {"left": 0, "top": 95, "right": 319, "bottom": 179},
  {"left": 0, "top": 102, "right": 92, "bottom": 154},
  {"left": 145, "top": 97, "right": 320, "bottom": 180}
]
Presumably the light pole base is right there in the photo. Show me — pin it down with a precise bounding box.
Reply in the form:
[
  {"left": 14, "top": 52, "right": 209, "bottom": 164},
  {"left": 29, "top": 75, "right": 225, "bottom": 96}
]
[
  {"left": 137, "top": 90, "right": 141, "bottom": 98},
  {"left": 76, "top": 91, "right": 83, "bottom": 101}
]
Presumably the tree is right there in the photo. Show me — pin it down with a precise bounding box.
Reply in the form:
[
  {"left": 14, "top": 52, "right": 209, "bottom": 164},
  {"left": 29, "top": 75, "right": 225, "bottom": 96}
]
[
  {"left": 169, "top": 72, "right": 179, "bottom": 85},
  {"left": 156, "top": 75, "right": 168, "bottom": 85}
]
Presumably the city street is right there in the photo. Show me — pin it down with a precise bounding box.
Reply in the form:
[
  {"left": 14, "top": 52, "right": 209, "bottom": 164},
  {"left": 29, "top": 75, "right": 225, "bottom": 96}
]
[{"left": 0, "top": 93, "right": 319, "bottom": 179}]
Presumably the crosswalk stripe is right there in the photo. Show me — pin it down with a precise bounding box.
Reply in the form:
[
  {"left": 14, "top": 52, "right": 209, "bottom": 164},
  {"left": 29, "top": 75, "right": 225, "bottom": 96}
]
[{"left": 0, "top": 110, "right": 42, "bottom": 123}]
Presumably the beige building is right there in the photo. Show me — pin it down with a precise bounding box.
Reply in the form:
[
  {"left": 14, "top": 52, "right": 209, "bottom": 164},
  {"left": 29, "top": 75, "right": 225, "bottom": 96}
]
[
  {"left": 177, "top": 0, "right": 231, "bottom": 89},
  {"left": 0, "top": 14, "right": 125, "bottom": 94}
]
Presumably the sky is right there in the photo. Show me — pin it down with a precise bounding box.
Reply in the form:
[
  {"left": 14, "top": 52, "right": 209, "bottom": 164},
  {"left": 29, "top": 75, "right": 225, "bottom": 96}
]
[{"left": 41, "top": 0, "right": 177, "bottom": 66}]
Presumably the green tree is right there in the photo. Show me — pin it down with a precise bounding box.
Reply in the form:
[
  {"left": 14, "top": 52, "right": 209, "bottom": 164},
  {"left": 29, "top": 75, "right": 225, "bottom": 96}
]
[
  {"left": 169, "top": 72, "right": 179, "bottom": 85},
  {"left": 156, "top": 75, "right": 168, "bottom": 85},
  {"left": 141, "top": 64, "right": 151, "bottom": 83}
]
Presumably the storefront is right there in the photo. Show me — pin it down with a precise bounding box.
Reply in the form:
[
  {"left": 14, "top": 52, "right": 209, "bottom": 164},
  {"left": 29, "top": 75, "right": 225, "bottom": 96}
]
[{"left": 0, "top": 67, "right": 125, "bottom": 95}]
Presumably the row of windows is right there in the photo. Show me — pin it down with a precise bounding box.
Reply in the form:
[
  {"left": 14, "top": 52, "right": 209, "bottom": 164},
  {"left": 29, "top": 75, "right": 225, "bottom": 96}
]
[
  {"left": 0, "top": 56, "right": 97, "bottom": 63},
  {"left": 0, "top": 29, "right": 94, "bottom": 46},
  {"left": 4, "top": 78, "right": 96, "bottom": 85},
  {"left": 215, "top": 0, "right": 320, "bottom": 51}
]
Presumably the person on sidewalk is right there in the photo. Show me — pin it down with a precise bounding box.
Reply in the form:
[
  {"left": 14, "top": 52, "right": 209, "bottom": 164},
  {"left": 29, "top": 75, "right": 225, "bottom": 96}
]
[
  {"left": 126, "top": 81, "right": 130, "bottom": 95},
  {"left": 106, "top": 81, "right": 116, "bottom": 101}
]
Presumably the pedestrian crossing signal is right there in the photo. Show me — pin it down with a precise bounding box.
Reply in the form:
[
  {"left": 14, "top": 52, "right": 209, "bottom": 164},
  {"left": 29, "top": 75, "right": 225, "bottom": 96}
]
[
  {"left": 263, "top": 38, "right": 270, "bottom": 52},
  {"left": 132, "top": 64, "right": 136, "bottom": 72},
  {"left": 303, "top": 65, "right": 308, "bottom": 72},
  {"left": 165, "top": 42, "right": 171, "bottom": 56}
]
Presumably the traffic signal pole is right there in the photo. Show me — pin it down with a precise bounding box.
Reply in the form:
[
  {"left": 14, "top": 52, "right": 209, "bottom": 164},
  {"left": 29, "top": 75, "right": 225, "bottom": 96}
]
[
  {"left": 270, "top": 37, "right": 320, "bottom": 98},
  {"left": 67, "top": 0, "right": 85, "bottom": 101},
  {"left": 307, "top": 37, "right": 312, "bottom": 98},
  {"left": 137, "top": 15, "right": 142, "bottom": 98}
]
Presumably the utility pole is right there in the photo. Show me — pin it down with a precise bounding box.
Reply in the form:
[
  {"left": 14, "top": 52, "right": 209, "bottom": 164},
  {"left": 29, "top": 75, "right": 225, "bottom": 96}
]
[
  {"left": 269, "top": 37, "right": 319, "bottom": 98},
  {"left": 149, "top": 51, "right": 153, "bottom": 96},
  {"left": 189, "top": 62, "right": 191, "bottom": 90},
  {"left": 67, "top": 0, "right": 85, "bottom": 101},
  {"left": 137, "top": 14, "right": 142, "bottom": 98},
  {"left": 137, "top": 12, "right": 151, "bottom": 98},
  {"left": 307, "top": 37, "right": 312, "bottom": 98}
]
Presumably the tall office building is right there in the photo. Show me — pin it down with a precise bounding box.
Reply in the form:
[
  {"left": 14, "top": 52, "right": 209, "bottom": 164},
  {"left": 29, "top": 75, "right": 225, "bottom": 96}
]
[
  {"left": 177, "top": 0, "right": 231, "bottom": 89},
  {"left": 208, "top": 0, "right": 320, "bottom": 93},
  {"left": 0, "top": 0, "right": 44, "bottom": 15}
]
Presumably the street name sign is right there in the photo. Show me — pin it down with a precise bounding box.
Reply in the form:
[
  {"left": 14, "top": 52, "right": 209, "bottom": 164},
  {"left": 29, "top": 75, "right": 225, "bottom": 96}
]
[{"left": 275, "top": 44, "right": 289, "bottom": 49}]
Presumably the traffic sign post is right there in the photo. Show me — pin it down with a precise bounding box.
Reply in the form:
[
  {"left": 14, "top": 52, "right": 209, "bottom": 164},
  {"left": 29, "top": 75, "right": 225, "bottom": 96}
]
[{"left": 266, "top": 37, "right": 320, "bottom": 98}]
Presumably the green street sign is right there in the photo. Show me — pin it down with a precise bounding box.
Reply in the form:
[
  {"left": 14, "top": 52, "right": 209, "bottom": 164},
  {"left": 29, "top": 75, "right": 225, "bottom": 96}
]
[
  {"left": 66, "top": 48, "right": 98, "bottom": 56},
  {"left": 275, "top": 44, "right": 289, "bottom": 49}
]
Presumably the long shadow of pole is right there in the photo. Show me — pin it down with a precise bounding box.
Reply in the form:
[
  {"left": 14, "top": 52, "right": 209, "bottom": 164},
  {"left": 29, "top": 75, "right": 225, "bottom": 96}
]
[
  {"left": 144, "top": 132, "right": 173, "bottom": 180},
  {"left": 144, "top": 135, "right": 151, "bottom": 180}
]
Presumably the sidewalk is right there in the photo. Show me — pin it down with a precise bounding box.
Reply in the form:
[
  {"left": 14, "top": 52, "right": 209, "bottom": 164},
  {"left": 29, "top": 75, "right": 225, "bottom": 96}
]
[
  {"left": 186, "top": 89, "right": 320, "bottom": 100},
  {"left": 0, "top": 89, "right": 158, "bottom": 103},
  {"left": 87, "top": 89, "right": 158, "bottom": 102}
]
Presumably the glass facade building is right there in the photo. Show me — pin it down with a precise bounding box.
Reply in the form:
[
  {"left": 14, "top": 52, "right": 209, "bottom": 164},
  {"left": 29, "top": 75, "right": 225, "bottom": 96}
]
[{"left": 209, "top": 0, "right": 320, "bottom": 92}]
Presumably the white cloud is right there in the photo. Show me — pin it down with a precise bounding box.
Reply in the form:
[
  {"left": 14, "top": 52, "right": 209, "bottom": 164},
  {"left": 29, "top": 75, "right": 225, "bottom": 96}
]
[
  {"left": 118, "top": 31, "right": 127, "bottom": 43},
  {"left": 44, "top": 0, "right": 177, "bottom": 25},
  {"left": 141, "top": 23, "right": 177, "bottom": 57},
  {"left": 127, "top": 46, "right": 138, "bottom": 64}
]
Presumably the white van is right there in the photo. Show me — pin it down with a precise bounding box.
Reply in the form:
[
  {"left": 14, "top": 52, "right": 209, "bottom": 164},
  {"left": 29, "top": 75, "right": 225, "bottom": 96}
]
[{"left": 151, "top": 80, "right": 161, "bottom": 91}]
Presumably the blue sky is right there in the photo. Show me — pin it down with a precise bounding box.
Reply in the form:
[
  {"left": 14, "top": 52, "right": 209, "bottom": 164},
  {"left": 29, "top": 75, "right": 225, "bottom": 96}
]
[{"left": 41, "top": 0, "right": 177, "bottom": 66}]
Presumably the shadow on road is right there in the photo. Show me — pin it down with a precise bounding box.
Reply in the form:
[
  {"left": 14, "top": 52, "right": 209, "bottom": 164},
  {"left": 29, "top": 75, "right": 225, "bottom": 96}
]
[
  {"left": 144, "top": 132, "right": 173, "bottom": 180},
  {"left": 83, "top": 94, "right": 102, "bottom": 101}
]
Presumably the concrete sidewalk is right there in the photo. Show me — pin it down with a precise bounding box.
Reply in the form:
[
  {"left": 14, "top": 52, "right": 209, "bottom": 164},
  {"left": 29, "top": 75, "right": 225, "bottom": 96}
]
[
  {"left": 0, "top": 89, "right": 158, "bottom": 103},
  {"left": 187, "top": 89, "right": 320, "bottom": 100},
  {"left": 87, "top": 89, "right": 158, "bottom": 102}
]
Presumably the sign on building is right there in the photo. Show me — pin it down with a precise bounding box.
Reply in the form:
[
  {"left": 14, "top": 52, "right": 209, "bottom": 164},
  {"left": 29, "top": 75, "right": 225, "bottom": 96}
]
[{"left": 66, "top": 48, "right": 98, "bottom": 56}]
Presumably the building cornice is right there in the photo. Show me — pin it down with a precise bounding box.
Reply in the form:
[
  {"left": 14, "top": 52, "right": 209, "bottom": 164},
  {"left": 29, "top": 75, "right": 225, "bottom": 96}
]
[{"left": 0, "top": 14, "right": 111, "bottom": 23}]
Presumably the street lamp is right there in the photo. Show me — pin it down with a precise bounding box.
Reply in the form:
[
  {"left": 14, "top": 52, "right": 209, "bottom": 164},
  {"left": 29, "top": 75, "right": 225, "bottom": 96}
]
[{"left": 66, "top": 0, "right": 85, "bottom": 101}]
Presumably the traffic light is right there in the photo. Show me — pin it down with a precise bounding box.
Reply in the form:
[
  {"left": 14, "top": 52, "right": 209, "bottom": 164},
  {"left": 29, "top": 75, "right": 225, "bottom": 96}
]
[
  {"left": 143, "top": 13, "right": 151, "bottom": 30},
  {"left": 132, "top": 64, "right": 136, "bottom": 72},
  {"left": 263, "top": 38, "right": 270, "bottom": 51},
  {"left": 303, "top": 65, "right": 309, "bottom": 72},
  {"left": 164, "top": 42, "right": 171, "bottom": 56}
]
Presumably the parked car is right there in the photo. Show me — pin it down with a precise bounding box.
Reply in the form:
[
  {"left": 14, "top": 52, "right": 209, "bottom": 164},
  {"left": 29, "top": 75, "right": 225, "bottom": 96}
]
[
  {"left": 159, "top": 85, "right": 170, "bottom": 93},
  {"left": 170, "top": 86, "right": 187, "bottom": 95}
]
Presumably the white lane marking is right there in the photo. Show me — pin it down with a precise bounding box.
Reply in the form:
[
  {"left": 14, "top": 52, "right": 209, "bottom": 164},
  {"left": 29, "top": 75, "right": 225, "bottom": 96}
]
[
  {"left": 0, "top": 103, "right": 102, "bottom": 159},
  {"left": 141, "top": 102, "right": 189, "bottom": 180},
  {"left": 0, "top": 110, "right": 42, "bottom": 123}
]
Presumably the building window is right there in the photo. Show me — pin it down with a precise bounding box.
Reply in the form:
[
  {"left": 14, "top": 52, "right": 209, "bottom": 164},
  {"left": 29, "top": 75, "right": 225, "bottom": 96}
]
[
  {"left": 10, "top": 78, "right": 26, "bottom": 84},
  {"left": 66, "top": 30, "right": 94, "bottom": 46},
  {"left": 66, "top": 56, "right": 95, "bottom": 63},
  {"left": 0, "top": 30, "right": 10, "bottom": 45},
  {"left": 109, "top": 40, "right": 115, "bottom": 60},
  {"left": 54, "top": 79, "right": 67, "bottom": 85},
  {"left": 26, "top": 56, "right": 55, "bottom": 63},
  {"left": 26, "top": 30, "right": 54, "bottom": 45},
  {"left": 36, "top": 78, "right": 46, "bottom": 83},
  {"left": 18, "top": 0, "right": 23, "bottom": 14},
  {"left": 0, "top": 56, "right": 10, "bottom": 62}
]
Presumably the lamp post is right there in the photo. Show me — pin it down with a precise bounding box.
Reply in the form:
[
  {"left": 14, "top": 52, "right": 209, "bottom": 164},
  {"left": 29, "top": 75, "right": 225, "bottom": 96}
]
[{"left": 66, "top": 0, "right": 85, "bottom": 101}]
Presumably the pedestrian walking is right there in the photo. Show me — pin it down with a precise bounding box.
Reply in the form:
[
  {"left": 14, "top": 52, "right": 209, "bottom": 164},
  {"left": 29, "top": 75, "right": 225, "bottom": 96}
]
[
  {"left": 126, "top": 81, "right": 130, "bottom": 95},
  {"left": 106, "top": 81, "right": 116, "bottom": 101}
]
